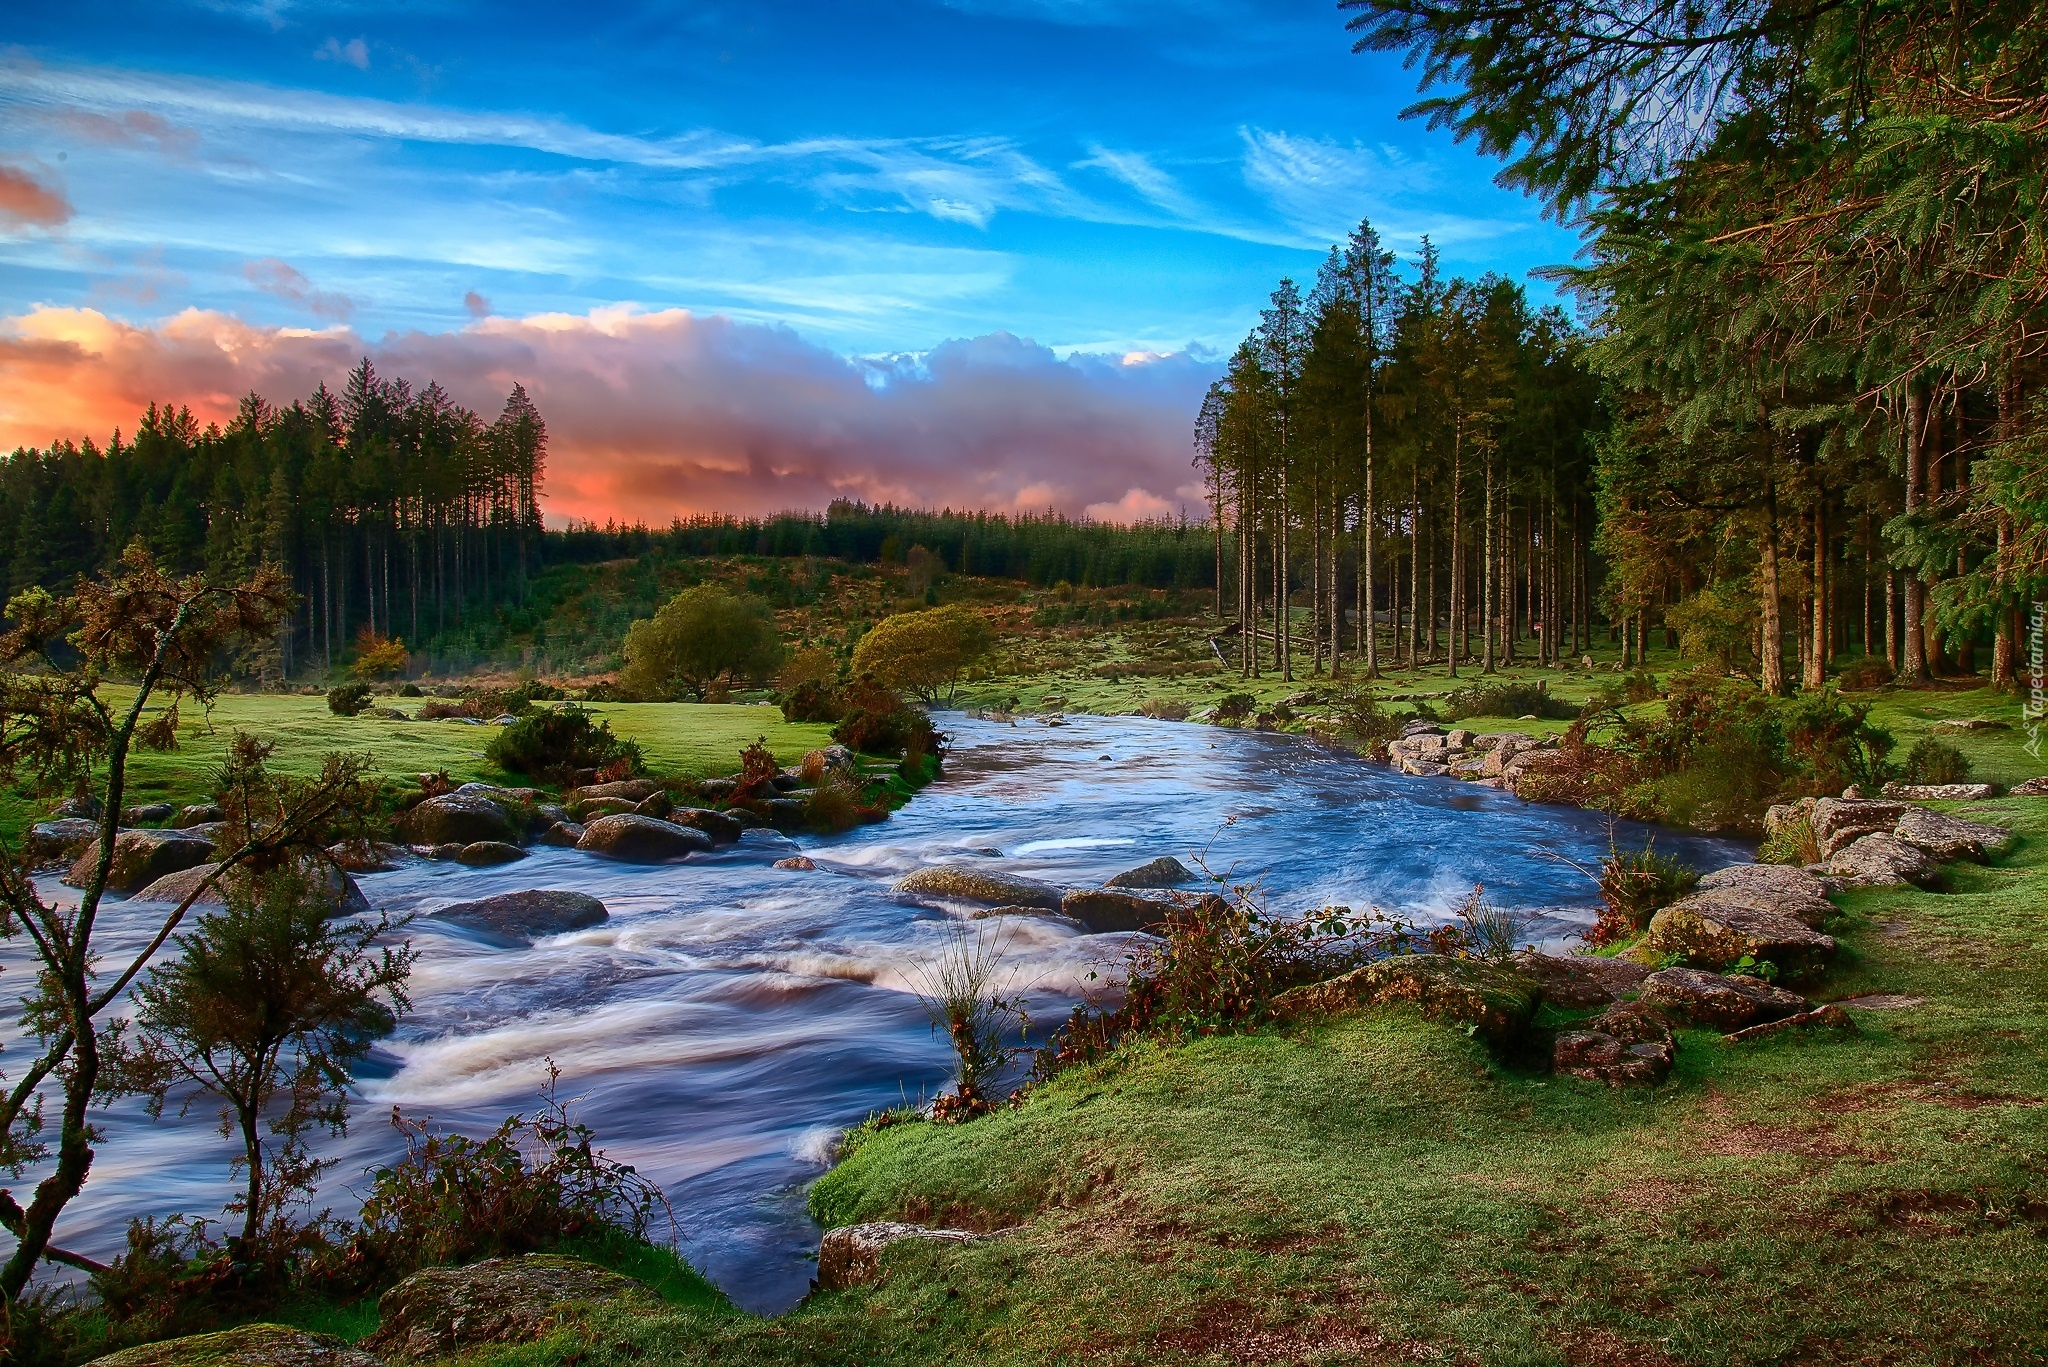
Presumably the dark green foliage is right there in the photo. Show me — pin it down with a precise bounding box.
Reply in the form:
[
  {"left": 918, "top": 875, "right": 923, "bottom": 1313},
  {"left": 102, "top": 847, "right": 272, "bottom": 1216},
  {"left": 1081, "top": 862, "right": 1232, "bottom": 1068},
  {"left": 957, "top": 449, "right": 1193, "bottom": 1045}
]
[
  {"left": 1900, "top": 737, "right": 1973, "bottom": 786},
  {"left": 779, "top": 679, "right": 843, "bottom": 724},
  {"left": 1591, "top": 841, "right": 1701, "bottom": 945},
  {"left": 1442, "top": 679, "right": 1576, "bottom": 721},
  {"left": 325, "top": 682, "right": 372, "bottom": 717},
  {"left": 1212, "top": 692, "right": 1256, "bottom": 723},
  {"left": 485, "top": 705, "right": 643, "bottom": 784},
  {"left": 1781, "top": 689, "right": 1895, "bottom": 795},
  {"left": 830, "top": 678, "right": 942, "bottom": 761}
]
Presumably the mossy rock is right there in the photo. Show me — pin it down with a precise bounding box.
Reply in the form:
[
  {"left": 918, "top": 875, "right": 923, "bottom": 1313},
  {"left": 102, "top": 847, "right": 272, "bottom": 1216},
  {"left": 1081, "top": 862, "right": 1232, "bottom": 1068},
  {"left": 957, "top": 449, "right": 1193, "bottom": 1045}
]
[
  {"left": 365, "top": 1254, "right": 659, "bottom": 1362},
  {"left": 1643, "top": 889, "right": 1838, "bottom": 977},
  {"left": 87, "top": 1324, "right": 380, "bottom": 1367},
  {"left": 893, "top": 863, "right": 1063, "bottom": 910},
  {"left": 1273, "top": 954, "right": 1541, "bottom": 1044}
]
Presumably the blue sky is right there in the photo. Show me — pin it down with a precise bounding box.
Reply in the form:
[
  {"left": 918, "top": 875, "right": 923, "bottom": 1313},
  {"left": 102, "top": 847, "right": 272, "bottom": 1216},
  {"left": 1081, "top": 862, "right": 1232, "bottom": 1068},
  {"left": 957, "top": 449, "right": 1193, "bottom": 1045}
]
[{"left": 0, "top": 0, "right": 1578, "bottom": 357}]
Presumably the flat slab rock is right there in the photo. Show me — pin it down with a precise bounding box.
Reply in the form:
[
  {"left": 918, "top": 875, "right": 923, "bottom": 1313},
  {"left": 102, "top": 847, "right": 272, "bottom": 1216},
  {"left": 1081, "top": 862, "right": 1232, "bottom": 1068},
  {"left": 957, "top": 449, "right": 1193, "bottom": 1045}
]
[
  {"left": 893, "top": 863, "right": 1063, "bottom": 910},
  {"left": 1274, "top": 954, "right": 1540, "bottom": 1044},
  {"left": 1892, "top": 806, "right": 2014, "bottom": 862},
  {"left": 1881, "top": 782, "right": 1996, "bottom": 801},
  {"left": 1639, "top": 967, "right": 1808, "bottom": 1030},
  {"left": 87, "top": 1324, "right": 381, "bottom": 1367},
  {"left": 364, "top": 1255, "right": 659, "bottom": 1362},
  {"left": 1827, "top": 833, "right": 1939, "bottom": 888},
  {"left": 816, "top": 1222, "right": 981, "bottom": 1291},
  {"left": 430, "top": 889, "right": 609, "bottom": 945},
  {"left": 1643, "top": 885, "right": 1837, "bottom": 976},
  {"left": 1509, "top": 951, "right": 1647, "bottom": 1009}
]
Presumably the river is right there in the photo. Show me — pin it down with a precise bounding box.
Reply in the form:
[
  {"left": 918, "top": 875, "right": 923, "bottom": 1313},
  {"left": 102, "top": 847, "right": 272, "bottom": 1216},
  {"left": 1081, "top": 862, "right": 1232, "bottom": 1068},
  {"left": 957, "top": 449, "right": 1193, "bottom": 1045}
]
[{"left": 15, "top": 714, "right": 1748, "bottom": 1312}]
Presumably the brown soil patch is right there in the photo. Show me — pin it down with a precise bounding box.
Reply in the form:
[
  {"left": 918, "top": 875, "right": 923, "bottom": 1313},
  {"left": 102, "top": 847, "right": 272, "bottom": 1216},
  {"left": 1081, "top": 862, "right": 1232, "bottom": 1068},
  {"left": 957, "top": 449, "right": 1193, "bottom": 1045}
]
[
  {"left": 1549, "top": 1326, "right": 1688, "bottom": 1367},
  {"left": 1602, "top": 1175, "right": 1691, "bottom": 1213},
  {"left": 1147, "top": 1298, "right": 1435, "bottom": 1365},
  {"left": 1817, "top": 1078, "right": 2044, "bottom": 1115}
]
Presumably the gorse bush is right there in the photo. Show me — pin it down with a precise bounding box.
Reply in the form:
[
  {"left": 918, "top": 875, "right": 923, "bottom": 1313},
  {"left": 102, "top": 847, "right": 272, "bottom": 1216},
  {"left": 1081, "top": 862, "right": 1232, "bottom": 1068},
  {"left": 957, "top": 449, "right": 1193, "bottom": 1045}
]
[
  {"left": 830, "top": 677, "right": 943, "bottom": 761},
  {"left": 1900, "top": 737, "right": 1973, "bottom": 786},
  {"left": 486, "top": 705, "right": 644, "bottom": 784},
  {"left": 1759, "top": 811, "right": 1821, "bottom": 866},
  {"left": 1781, "top": 688, "right": 1894, "bottom": 794},
  {"left": 1592, "top": 840, "right": 1701, "bottom": 945},
  {"left": 1213, "top": 692, "right": 1256, "bottom": 723},
  {"left": 1443, "top": 679, "right": 1577, "bottom": 721},
  {"left": 779, "top": 678, "right": 842, "bottom": 724},
  {"left": 326, "top": 681, "right": 373, "bottom": 717}
]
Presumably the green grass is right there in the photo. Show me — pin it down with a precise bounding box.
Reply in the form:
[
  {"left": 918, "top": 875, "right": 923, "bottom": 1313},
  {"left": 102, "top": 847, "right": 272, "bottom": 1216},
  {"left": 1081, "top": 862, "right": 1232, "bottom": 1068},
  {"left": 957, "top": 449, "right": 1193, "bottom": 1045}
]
[
  {"left": 416, "top": 799, "right": 2048, "bottom": 1366},
  {"left": 1, "top": 694, "right": 835, "bottom": 843}
]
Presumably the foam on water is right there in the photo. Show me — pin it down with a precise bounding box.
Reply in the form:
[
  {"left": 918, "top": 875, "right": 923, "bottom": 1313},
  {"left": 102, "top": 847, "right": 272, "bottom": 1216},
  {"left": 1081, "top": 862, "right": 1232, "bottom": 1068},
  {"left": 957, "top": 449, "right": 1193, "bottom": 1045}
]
[{"left": 5, "top": 714, "right": 1749, "bottom": 1313}]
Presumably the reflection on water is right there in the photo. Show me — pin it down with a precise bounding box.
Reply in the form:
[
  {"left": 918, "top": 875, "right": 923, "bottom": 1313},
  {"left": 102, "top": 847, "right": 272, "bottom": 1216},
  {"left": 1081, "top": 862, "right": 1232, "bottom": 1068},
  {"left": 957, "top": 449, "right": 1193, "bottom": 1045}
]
[{"left": 9, "top": 715, "right": 1749, "bottom": 1312}]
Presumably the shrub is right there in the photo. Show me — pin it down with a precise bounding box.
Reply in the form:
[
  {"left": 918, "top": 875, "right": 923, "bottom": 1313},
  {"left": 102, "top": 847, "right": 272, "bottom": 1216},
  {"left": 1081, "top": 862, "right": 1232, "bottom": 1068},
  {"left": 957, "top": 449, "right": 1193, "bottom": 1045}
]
[
  {"left": 1666, "top": 583, "right": 1758, "bottom": 674},
  {"left": 909, "top": 922, "right": 1027, "bottom": 1122},
  {"left": 1332, "top": 690, "right": 1400, "bottom": 751},
  {"left": 777, "top": 644, "right": 839, "bottom": 693},
  {"left": 1213, "top": 691, "right": 1256, "bottom": 723},
  {"left": 1900, "top": 737, "right": 1973, "bottom": 786},
  {"left": 1836, "top": 656, "right": 1894, "bottom": 691},
  {"left": 779, "top": 678, "right": 843, "bottom": 724},
  {"left": 1591, "top": 841, "right": 1700, "bottom": 945},
  {"left": 1443, "top": 679, "right": 1577, "bottom": 722},
  {"left": 327, "top": 682, "right": 373, "bottom": 717},
  {"left": 1758, "top": 811, "right": 1820, "bottom": 865},
  {"left": 486, "top": 705, "right": 644, "bottom": 784},
  {"left": 1453, "top": 885, "right": 1529, "bottom": 961},
  {"left": 801, "top": 772, "right": 885, "bottom": 833},
  {"left": 831, "top": 676, "right": 943, "bottom": 760},
  {"left": 850, "top": 605, "right": 994, "bottom": 704},
  {"left": 619, "top": 585, "right": 784, "bottom": 700},
  {"left": 1138, "top": 697, "right": 1190, "bottom": 721},
  {"left": 1781, "top": 688, "right": 1894, "bottom": 795},
  {"left": 396, "top": 682, "right": 423, "bottom": 697},
  {"left": 349, "top": 629, "right": 408, "bottom": 680}
]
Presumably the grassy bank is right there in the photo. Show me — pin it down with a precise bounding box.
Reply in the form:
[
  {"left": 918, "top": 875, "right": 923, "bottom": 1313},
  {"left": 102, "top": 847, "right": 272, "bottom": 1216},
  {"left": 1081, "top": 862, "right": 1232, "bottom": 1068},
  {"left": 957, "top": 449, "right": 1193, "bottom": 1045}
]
[
  {"left": 0, "top": 696, "right": 836, "bottom": 843},
  {"left": 437, "top": 794, "right": 2048, "bottom": 1366}
]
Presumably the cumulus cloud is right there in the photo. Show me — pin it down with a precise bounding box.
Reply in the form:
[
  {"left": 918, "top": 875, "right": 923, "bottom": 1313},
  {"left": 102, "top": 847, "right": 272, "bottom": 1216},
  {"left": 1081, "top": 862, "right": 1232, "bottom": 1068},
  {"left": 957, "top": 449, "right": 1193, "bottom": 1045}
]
[
  {"left": 0, "top": 163, "right": 71, "bottom": 229},
  {"left": 242, "top": 257, "right": 355, "bottom": 320},
  {"left": 0, "top": 305, "right": 1219, "bottom": 525}
]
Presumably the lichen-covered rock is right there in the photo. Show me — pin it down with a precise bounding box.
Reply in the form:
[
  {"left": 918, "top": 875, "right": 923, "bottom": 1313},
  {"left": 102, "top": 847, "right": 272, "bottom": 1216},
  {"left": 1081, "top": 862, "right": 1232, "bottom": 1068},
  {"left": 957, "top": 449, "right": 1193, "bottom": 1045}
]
[
  {"left": 815, "top": 1222, "right": 980, "bottom": 1291},
  {"left": 1881, "top": 782, "right": 1996, "bottom": 801},
  {"left": 1643, "top": 889, "right": 1837, "bottom": 976},
  {"left": 1272, "top": 954, "right": 1541, "bottom": 1044},
  {"left": 574, "top": 813, "right": 712, "bottom": 862},
  {"left": 86, "top": 1322, "right": 382, "bottom": 1367},
  {"left": 893, "top": 864, "right": 1064, "bottom": 910},
  {"left": 572, "top": 797, "right": 640, "bottom": 820},
  {"left": 1508, "top": 951, "right": 1626, "bottom": 1009},
  {"left": 327, "top": 840, "right": 408, "bottom": 873},
  {"left": 1763, "top": 796, "right": 1817, "bottom": 841},
  {"left": 774, "top": 855, "right": 818, "bottom": 870},
  {"left": 402, "top": 793, "right": 519, "bottom": 847},
  {"left": 364, "top": 1255, "right": 658, "bottom": 1362},
  {"left": 1827, "top": 833, "right": 1939, "bottom": 888},
  {"left": 1104, "top": 855, "right": 1195, "bottom": 888},
  {"left": 50, "top": 794, "right": 103, "bottom": 821},
  {"left": 538, "top": 820, "right": 585, "bottom": 847},
  {"left": 1059, "top": 888, "right": 1173, "bottom": 933},
  {"left": 430, "top": 889, "right": 608, "bottom": 945},
  {"left": 563, "top": 778, "right": 662, "bottom": 805},
  {"left": 1694, "top": 863, "right": 1835, "bottom": 927},
  {"left": 1891, "top": 806, "right": 2014, "bottom": 862},
  {"left": 121, "top": 802, "right": 177, "bottom": 826},
  {"left": 1639, "top": 967, "right": 1808, "bottom": 1030},
  {"left": 1552, "top": 1001, "right": 1676, "bottom": 1086},
  {"left": 132, "top": 861, "right": 371, "bottom": 915},
  {"left": 27, "top": 818, "right": 100, "bottom": 864},
  {"left": 455, "top": 840, "right": 528, "bottom": 867},
  {"left": 64, "top": 829, "right": 216, "bottom": 893},
  {"left": 2010, "top": 776, "right": 2048, "bottom": 797},
  {"left": 1810, "top": 798, "right": 1909, "bottom": 857}
]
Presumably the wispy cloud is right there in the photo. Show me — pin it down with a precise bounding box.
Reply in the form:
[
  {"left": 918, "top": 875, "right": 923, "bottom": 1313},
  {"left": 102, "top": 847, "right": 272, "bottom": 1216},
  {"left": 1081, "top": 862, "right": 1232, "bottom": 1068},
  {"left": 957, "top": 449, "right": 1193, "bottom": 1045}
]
[
  {"left": 0, "top": 162, "right": 71, "bottom": 229},
  {"left": 1075, "top": 145, "right": 1206, "bottom": 221},
  {"left": 242, "top": 256, "right": 354, "bottom": 319},
  {"left": 315, "top": 37, "right": 371, "bottom": 71},
  {"left": 1238, "top": 126, "right": 1518, "bottom": 250},
  {"left": 49, "top": 109, "right": 201, "bottom": 158}
]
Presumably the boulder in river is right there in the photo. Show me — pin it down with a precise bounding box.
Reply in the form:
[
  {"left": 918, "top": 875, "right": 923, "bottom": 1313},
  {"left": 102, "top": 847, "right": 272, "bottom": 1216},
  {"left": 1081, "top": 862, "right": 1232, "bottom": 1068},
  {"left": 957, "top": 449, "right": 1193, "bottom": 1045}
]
[
  {"left": 537, "top": 820, "right": 585, "bottom": 847},
  {"left": 815, "top": 1222, "right": 981, "bottom": 1292},
  {"left": 327, "top": 839, "right": 407, "bottom": 873},
  {"left": 774, "top": 855, "right": 818, "bottom": 870},
  {"left": 1273, "top": 954, "right": 1540, "bottom": 1045},
  {"left": 892, "top": 864, "right": 1063, "bottom": 910},
  {"left": 1638, "top": 967, "right": 1808, "bottom": 1030},
  {"left": 365, "top": 1255, "right": 658, "bottom": 1362},
  {"left": 1642, "top": 885, "right": 1837, "bottom": 977},
  {"left": 1827, "top": 832, "right": 1939, "bottom": 888},
  {"left": 1891, "top": 806, "right": 2013, "bottom": 862},
  {"left": 1059, "top": 888, "right": 1173, "bottom": 933},
  {"left": 666, "top": 807, "right": 744, "bottom": 843},
  {"left": 403, "top": 792, "right": 520, "bottom": 847},
  {"left": 430, "top": 890, "right": 608, "bottom": 945},
  {"left": 1104, "top": 855, "right": 1195, "bottom": 888},
  {"left": 575, "top": 813, "right": 712, "bottom": 863},
  {"left": 455, "top": 840, "right": 527, "bottom": 867},
  {"left": 564, "top": 778, "right": 661, "bottom": 805},
  {"left": 85, "top": 1323, "right": 381, "bottom": 1367},
  {"left": 64, "top": 829, "right": 216, "bottom": 893},
  {"left": 27, "top": 818, "right": 100, "bottom": 865},
  {"left": 132, "top": 861, "right": 371, "bottom": 915}
]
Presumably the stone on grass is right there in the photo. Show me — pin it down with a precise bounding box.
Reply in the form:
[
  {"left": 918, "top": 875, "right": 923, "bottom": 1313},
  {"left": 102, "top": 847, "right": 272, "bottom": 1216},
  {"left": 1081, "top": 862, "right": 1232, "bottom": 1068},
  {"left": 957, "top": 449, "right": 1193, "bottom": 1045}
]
[
  {"left": 121, "top": 802, "right": 177, "bottom": 826},
  {"left": 1927, "top": 718, "right": 2008, "bottom": 733},
  {"left": 1104, "top": 855, "right": 1195, "bottom": 888},
  {"left": 86, "top": 1322, "right": 381, "bottom": 1367},
  {"left": 1881, "top": 782, "right": 1996, "bottom": 801},
  {"left": 1639, "top": 967, "right": 1808, "bottom": 1030},
  {"left": 365, "top": 1255, "right": 659, "bottom": 1362},
  {"left": 815, "top": 1223, "right": 981, "bottom": 1292},
  {"left": 1552, "top": 1001, "right": 1676, "bottom": 1086},
  {"left": 64, "top": 829, "right": 216, "bottom": 893},
  {"left": 1827, "top": 833, "right": 1939, "bottom": 889},
  {"left": 1695, "top": 863, "right": 1835, "bottom": 926},
  {"left": 2009, "top": 776, "right": 2048, "bottom": 797},
  {"left": 402, "top": 793, "right": 519, "bottom": 847},
  {"left": 1643, "top": 888, "right": 1837, "bottom": 976},
  {"left": 1891, "top": 806, "right": 2014, "bottom": 862},
  {"left": 1272, "top": 954, "right": 1540, "bottom": 1045},
  {"left": 1810, "top": 798, "right": 1909, "bottom": 857},
  {"left": 49, "top": 794, "right": 102, "bottom": 821},
  {"left": 893, "top": 864, "right": 1063, "bottom": 910},
  {"left": 455, "top": 840, "right": 527, "bottom": 867},
  {"left": 1833, "top": 993, "right": 1925, "bottom": 1011},
  {"left": 574, "top": 813, "right": 713, "bottom": 863},
  {"left": 430, "top": 890, "right": 608, "bottom": 945},
  {"left": 132, "top": 862, "right": 371, "bottom": 916},
  {"left": 1508, "top": 951, "right": 1623, "bottom": 1009},
  {"left": 1722, "top": 1002, "right": 1857, "bottom": 1044},
  {"left": 1059, "top": 888, "right": 1174, "bottom": 934}
]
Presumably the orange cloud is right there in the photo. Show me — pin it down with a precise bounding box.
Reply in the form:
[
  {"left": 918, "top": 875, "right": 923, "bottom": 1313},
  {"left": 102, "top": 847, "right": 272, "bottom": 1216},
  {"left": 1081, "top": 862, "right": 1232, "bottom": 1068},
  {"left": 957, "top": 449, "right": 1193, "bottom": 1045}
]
[
  {"left": 243, "top": 258, "right": 355, "bottom": 321},
  {"left": 0, "top": 164, "right": 71, "bottom": 228},
  {"left": 0, "top": 305, "right": 1218, "bottom": 525},
  {"left": 53, "top": 109, "right": 200, "bottom": 158}
]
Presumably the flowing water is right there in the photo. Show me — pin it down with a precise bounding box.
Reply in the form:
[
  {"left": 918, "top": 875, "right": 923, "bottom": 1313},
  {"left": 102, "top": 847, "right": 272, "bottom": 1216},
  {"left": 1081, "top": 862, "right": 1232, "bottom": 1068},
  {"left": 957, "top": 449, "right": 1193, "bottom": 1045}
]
[{"left": 15, "top": 715, "right": 1749, "bottom": 1312}]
